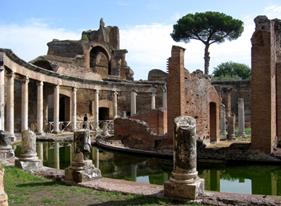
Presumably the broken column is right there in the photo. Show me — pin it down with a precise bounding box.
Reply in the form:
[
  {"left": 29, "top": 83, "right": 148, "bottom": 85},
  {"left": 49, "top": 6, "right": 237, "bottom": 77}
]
[
  {"left": 0, "top": 165, "right": 8, "bottom": 206},
  {"left": 65, "top": 130, "right": 101, "bottom": 183},
  {"left": 15, "top": 130, "right": 42, "bottom": 171},
  {"left": 238, "top": 98, "right": 245, "bottom": 137},
  {"left": 0, "top": 130, "right": 15, "bottom": 159},
  {"left": 164, "top": 116, "right": 204, "bottom": 200},
  {"left": 227, "top": 114, "right": 236, "bottom": 139}
]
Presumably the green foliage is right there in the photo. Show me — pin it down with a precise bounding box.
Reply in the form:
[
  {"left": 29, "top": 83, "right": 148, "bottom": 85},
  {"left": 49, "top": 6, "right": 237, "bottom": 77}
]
[
  {"left": 171, "top": 11, "right": 244, "bottom": 45},
  {"left": 212, "top": 61, "right": 251, "bottom": 80},
  {"left": 171, "top": 11, "right": 244, "bottom": 74}
]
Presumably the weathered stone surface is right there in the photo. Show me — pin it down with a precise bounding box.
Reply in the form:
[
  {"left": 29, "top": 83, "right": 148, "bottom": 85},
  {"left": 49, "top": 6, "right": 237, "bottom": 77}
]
[
  {"left": 164, "top": 116, "right": 204, "bottom": 200},
  {"left": 15, "top": 130, "right": 42, "bottom": 171},
  {"left": 0, "top": 130, "right": 14, "bottom": 159},
  {"left": 0, "top": 166, "right": 8, "bottom": 206},
  {"left": 65, "top": 130, "right": 101, "bottom": 183}
]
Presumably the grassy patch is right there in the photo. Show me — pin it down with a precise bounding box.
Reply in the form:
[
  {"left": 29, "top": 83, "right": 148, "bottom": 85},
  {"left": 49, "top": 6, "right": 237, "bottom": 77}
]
[{"left": 4, "top": 166, "right": 204, "bottom": 206}]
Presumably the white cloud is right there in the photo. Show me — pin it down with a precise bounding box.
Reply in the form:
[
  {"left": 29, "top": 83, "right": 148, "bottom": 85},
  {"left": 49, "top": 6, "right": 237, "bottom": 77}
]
[{"left": 0, "top": 20, "right": 80, "bottom": 61}]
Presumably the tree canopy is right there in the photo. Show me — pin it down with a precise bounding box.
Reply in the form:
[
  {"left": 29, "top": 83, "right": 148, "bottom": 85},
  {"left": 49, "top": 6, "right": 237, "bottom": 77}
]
[
  {"left": 212, "top": 61, "right": 251, "bottom": 80},
  {"left": 171, "top": 11, "right": 244, "bottom": 75}
]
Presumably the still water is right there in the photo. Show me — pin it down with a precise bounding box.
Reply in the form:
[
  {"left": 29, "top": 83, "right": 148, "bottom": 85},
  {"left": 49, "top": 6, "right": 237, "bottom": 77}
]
[{"left": 14, "top": 142, "right": 281, "bottom": 196}]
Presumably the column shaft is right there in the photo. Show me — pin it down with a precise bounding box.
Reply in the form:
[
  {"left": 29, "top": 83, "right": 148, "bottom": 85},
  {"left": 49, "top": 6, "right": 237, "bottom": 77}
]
[
  {"left": 95, "top": 90, "right": 99, "bottom": 129},
  {"left": 37, "top": 81, "right": 44, "bottom": 134},
  {"left": 21, "top": 76, "right": 29, "bottom": 131},
  {"left": 151, "top": 93, "right": 156, "bottom": 110},
  {"left": 7, "top": 72, "right": 14, "bottom": 136},
  {"left": 0, "top": 67, "right": 4, "bottom": 130},
  {"left": 53, "top": 85, "right": 60, "bottom": 133},
  {"left": 130, "top": 90, "right": 137, "bottom": 115},
  {"left": 238, "top": 98, "right": 245, "bottom": 136},
  {"left": 113, "top": 91, "right": 118, "bottom": 118},
  {"left": 71, "top": 88, "right": 77, "bottom": 131},
  {"left": 162, "top": 89, "right": 167, "bottom": 110},
  {"left": 54, "top": 142, "right": 60, "bottom": 169}
]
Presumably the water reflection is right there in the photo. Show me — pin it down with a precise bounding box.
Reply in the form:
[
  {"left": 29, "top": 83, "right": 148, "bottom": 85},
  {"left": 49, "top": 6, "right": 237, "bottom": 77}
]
[{"left": 13, "top": 142, "right": 281, "bottom": 195}]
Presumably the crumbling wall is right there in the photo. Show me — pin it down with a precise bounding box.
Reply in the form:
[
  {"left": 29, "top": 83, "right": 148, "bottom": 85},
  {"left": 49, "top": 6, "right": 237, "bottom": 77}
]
[{"left": 113, "top": 118, "right": 166, "bottom": 150}]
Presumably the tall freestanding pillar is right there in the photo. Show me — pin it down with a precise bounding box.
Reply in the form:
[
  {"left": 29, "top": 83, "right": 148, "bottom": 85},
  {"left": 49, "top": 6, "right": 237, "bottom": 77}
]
[
  {"left": 21, "top": 76, "right": 29, "bottom": 131},
  {"left": 162, "top": 86, "right": 167, "bottom": 110},
  {"left": 0, "top": 59, "right": 4, "bottom": 131},
  {"left": 71, "top": 87, "right": 77, "bottom": 131},
  {"left": 220, "top": 104, "right": 227, "bottom": 139},
  {"left": 164, "top": 116, "right": 204, "bottom": 200},
  {"left": 95, "top": 89, "right": 99, "bottom": 130},
  {"left": 7, "top": 72, "right": 14, "bottom": 137},
  {"left": 37, "top": 81, "right": 44, "bottom": 134},
  {"left": 53, "top": 85, "right": 60, "bottom": 133},
  {"left": 130, "top": 90, "right": 137, "bottom": 116},
  {"left": 238, "top": 98, "right": 245, "bottom": 137},
  {"left": 113, "top": 91, "right": 118, "bottom": 118}
]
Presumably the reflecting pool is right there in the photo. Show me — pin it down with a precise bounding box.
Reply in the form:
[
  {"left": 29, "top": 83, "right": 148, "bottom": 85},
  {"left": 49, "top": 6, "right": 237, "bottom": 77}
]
[{"left": 13, "top": 142, "right": 281, "bottom": 195}]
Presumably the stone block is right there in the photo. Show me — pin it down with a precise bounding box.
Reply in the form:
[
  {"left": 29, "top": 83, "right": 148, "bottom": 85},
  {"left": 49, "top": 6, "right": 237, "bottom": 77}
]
[{"left": 164, "top": 178, "right": 204, "bottom": 200}]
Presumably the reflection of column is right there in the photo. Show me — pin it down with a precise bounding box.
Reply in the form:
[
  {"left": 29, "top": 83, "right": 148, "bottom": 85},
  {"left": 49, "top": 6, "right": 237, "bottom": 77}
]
[
  {"left": 71, "top": 87, "right": 77, "bottom": 131},
  {"left": 21, "top": 76, "right": 29, "bottom": 131},
  {"left": 210, "top": 170, "right": 220, "bottom": 191},
  {"left": 94, "top": 89, "right": 99, "bottom": 130},
  {"left": 113, "top": 91, "right": 118, "bottom": 118},
  {"left": 54, "top": 142, "right": 60, "bottom": 169},
  {"left": 37, "top": 142, "right": 44, "bottom": 160},
  {"left": 130, "top": 90, "right": 137, "bottom": 115},
  {"left": 238, "top": 98, "right": 245, "bottom": 137},
  {"left": 7, "top": 72, "right": 15, "bottom": 136},
  {"left": 162, "top": 87, "right": 167, "bottom": 110},
  {"left": 271, "top": 173, "right": 278, "bottom": 195},
  {"left": 0, "top": 65, "right": 4, "bottom": 130},
  {"left": 53, "top": 85, "right": 60, "bottom": 133},
  {"left": 37, "top": 81, "right": 44, "bottom": 134},
  {"left": 131, "top": 164, "right": 137, "bottom": 181},
  {"left": 43, "top": 142, "right": 49, "bottom": 161},
  {"left": 151, "top": 92, "right": 156, "bottom": 110}
]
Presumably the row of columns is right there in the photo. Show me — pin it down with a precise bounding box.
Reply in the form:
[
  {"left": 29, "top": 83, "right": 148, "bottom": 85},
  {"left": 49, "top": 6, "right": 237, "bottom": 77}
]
[{"left": 130, "top": 88, "right": 167, "bottom": 116}]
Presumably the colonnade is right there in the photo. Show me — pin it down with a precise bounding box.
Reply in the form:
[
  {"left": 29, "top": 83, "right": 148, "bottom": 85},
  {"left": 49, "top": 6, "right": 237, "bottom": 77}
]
[{"left": 0, "top": 68, "right": 167, "bottom": 135}]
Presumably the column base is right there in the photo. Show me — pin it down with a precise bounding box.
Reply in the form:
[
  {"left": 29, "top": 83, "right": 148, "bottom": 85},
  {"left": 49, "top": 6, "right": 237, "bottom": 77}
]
[
  {"left": 0, "top": 146, "right": 15, "bottom": 159},
  {"left": 164, "top": 178, "right": 204, "bottom": 200},
  {"left": 65, "top": 160, "right": 101, "bottom": 183},
  {"left": 15, "top": 158, "right": 43, "bottom": 171}
]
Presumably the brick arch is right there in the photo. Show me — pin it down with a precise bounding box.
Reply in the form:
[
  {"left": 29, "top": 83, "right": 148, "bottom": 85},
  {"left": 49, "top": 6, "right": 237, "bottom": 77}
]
[{"left": 89, "top": 45, "right": 112, "bottom": 75}]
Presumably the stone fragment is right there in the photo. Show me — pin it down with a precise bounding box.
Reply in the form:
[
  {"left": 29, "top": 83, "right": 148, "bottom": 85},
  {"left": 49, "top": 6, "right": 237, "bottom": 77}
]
[
  {"left": 0, "top": 166, "right": 8, "bottom": 206},
  {"left": 65, "top": 130, "right": 101, "bottom": 183},
  {"left": 0, "top": 130, "right": 14, "bottom": 160},
  {"left": 164, "top": 116, "right": 204, "bottom": 200}
]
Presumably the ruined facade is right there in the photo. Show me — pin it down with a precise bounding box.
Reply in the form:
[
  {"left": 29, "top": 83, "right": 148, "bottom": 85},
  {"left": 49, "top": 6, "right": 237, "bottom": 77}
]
[
  {"left": 251, "top": 16, "right": 281, "bottom": 153},
  {"left": 167, "top": 46, "right": 220, "bottom": 143}
]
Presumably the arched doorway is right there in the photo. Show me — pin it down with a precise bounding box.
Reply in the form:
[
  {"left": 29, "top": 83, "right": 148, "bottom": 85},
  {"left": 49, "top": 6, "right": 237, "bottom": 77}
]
[
  {"left": 209, "top": 102, "right": 217, "bottom": 142},
  {"left": 99, "top": 107, "right": 109, "bottom": 120}
]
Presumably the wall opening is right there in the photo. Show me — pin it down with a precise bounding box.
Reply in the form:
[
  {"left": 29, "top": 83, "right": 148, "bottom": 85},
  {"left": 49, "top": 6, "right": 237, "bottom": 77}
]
[
  {"left": 209, "top": 102, "right": 217, "bottom": 142},
  {"left": 90, "top": 46, "right": 111, "bottom": 75},
  {"left": 99, "top": 107, "right": 109, "bottom": 120},
  {"left": 59, "top": 95, "right": 70, "bottom": 122}
]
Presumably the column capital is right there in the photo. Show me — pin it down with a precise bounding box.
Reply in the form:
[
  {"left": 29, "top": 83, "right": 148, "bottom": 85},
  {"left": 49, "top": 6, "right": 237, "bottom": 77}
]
[
  {"left": 7, "top": 71, "right": 14, "bottom": 78},
  {"left": 113, "top": 90, "right": 118, "bottom": 96},
  {"left": 72, "top": 87, "right": 77, "bottom": 92},
  {"left": 21, "top": 76, "right": 29, "bottom": 83},
  {"left": 131, "top": 89, "right": 137, "bottom": 94},
  {"left": 36, "top": 81, "right": 44, "bottom": 86},
  {"left": 151, "top": 92, "right": 156, "bottom": 97}
]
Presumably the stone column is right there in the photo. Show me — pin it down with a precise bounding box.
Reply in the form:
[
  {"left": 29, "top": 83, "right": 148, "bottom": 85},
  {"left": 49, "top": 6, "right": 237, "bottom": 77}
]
[
  {"left": 53, "top": 85, "right": 60, "bottom": 133},
  {"left": 164, "top": 116, "right": 204, "bottom": 200},
  {"left": 238, "top": 98, "right": 245, "bottom": 137},
  {"left": 113, "top": 91, "right": 118, "bottom": 118},
  {"left": 151, "top": 92, "right": 156, "bottom": 110},
  {"left": 220, "top": 104, "right": 227, "bottom": 139},
  {"left": 37, "top": 81, "right": 44, "bottom": 134},
  {"left": 54, "top": 142, "right": 60, "bottom": 169},
  {"left": 94, "top": 89, "right": 99, "bottom": 130},
  {"left": 227, "top": 114, "right": 236, "bottom": 139},
  {"left": 6, "top": 72, "right": 14, "bottom": 137},
  {"left": 71, "top": 87, "right": 77, "bottom": 131},
  {"left": 21, "top": 76, "right": 29, "bottom": 131},
  {"left": 130, "top": 90, "right": 137, "bottom": 116},
  {"left": 162, "top": 86, "right": 167, "bottom": 110},
  {"left": 0, "top": 64, "right": 4, "bottom": 131}
]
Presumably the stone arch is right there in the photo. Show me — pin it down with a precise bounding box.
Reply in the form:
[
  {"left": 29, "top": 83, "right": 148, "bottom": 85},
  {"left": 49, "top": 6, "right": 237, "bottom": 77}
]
[
  {"left": 32, "top": 60, "right": 53, "bottom": 71},
  {"left": 89, "top": 45, "right": 112, "bottom": 75}
]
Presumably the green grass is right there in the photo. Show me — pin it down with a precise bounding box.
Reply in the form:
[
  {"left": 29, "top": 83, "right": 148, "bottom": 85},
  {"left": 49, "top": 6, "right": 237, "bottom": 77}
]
[{"left": 4, "top": 166, "right": 205, "bottom": 206}]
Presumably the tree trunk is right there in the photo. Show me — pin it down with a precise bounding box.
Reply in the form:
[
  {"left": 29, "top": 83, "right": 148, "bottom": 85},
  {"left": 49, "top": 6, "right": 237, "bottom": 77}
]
[{"left": 204, "top": 44, "right": 210, "bottom": 75}]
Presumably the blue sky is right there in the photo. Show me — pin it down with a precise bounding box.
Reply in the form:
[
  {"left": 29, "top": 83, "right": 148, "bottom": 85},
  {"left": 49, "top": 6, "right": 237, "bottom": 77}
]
[{"left": 1, "top": 0, "right": 281, "bottom": 79}]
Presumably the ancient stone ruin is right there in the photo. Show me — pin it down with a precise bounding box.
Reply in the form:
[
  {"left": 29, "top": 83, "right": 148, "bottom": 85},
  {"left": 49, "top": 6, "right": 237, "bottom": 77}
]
[
  {"left": 0, "top": 130, "right": 14, "bottom": 160},
  {"left": 164, "top": 116, "right": 204, "bottom": 199},
  {"left": 65, "top": 130, "right": 101, "bottom": 183},
  {"left": 15, "top": 130, "right": 42, "bottom": 171},
  {"left": 0, "top": 166, "right": 8, "bottom": 206}
]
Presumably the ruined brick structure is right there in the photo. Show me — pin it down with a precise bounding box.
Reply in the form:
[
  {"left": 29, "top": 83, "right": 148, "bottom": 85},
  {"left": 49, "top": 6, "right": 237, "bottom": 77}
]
[
  {"left": 167, "top": 46, "right": 220, "bottom": 143},
  {"left": 251, "top": 16, "right": 281, "bottom": 153}
]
